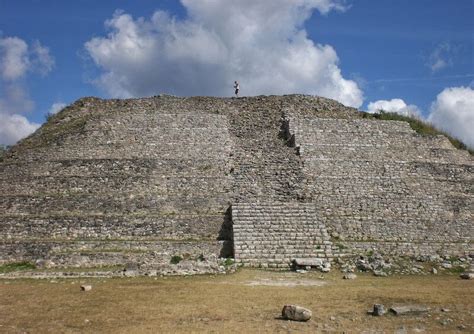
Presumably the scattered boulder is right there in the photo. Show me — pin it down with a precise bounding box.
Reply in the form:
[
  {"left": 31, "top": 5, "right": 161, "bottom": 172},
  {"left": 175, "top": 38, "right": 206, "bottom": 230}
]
[
  {"left": 321, "top": 262, "right": 331, "bottom": 273},
  {"left": 35, "top": 259, "right": 55, "bottom": 269},
  {"left": 293, "top": 258, "right": 323, "bottom": 267},
  {"left": 373, "top": 270, "right": 388, "bottom": 277},
  {"left": 343, "top": 273, "right": 357, "bottom": 280},
  {"left": 80, "top": 285, "right": 92, "bottom": 292},
  {"left": 431, "top": 268, "right": 438, "bottom": 275},
  {"left": 441, "top": 263, "right": 452, "bottom": 269},
  {"left": 292, "top": 258, "right": 330, "bottom": 272},
  {"left": 390, "top": 305, "right": 429, "bottom": 316},
  {"left": 372, "top": 304, "right": 386, "bottom": 316},
  {"left": 460, "top": 272, "right": 474, "bottom": 280},
  {"left": 281, "top": 304, "right": 312, "bottom": 322}
]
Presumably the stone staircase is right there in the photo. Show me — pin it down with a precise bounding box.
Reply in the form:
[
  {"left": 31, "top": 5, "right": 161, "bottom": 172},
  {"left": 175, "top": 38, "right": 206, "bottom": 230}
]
[{"left": 232, "top": 202, "right": 335, "bottom": 269}]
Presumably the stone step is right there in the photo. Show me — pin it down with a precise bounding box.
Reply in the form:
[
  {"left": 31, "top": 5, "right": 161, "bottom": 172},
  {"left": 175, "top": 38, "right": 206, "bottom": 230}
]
[
  {"left": 0, "top": 214, "right": 226, "bottom": 239},
  {"left": 232, "top": 201, "right": 333, "bottom": 266}
]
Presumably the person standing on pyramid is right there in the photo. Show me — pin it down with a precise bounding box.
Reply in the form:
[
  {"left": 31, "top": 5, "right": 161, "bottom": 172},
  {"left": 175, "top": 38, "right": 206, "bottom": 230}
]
[{"left": 234, "top": 81, "right": 240, "bottom": 97}]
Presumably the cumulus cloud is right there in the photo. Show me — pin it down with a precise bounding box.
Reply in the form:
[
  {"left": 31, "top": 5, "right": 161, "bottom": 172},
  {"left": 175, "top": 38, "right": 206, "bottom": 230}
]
[
  {"left": 0, "top": 37, "right": 54, "bottom": 80},
  {"left": 0, "top": 84, "right": 35, "bottom": 115},
  {"left": 31, "top": 41, "right": 55, "bottom": 76},
  {"left": 85, "top": 0, "right": 363, "bottom": 107},
  {"left": 427, "top": 43, "right": 453, "bottom": 73},
  {"left": 0, "top": 37, "right": 29, "bottom": 80},
  {"left": 0, "top": 113, "right": 40, "bottom": 145},
  {"left": 428, "top": 86, "right": 474, "bottom": 148},
  {"left": 0, "top": 36, "right": 54, "bottom": 145},
  {"left": 367, "top": 98, "right": 421, "bottom": 118},
  {"left": 49, "top": 102, "right": 67, "bottom": 115}
]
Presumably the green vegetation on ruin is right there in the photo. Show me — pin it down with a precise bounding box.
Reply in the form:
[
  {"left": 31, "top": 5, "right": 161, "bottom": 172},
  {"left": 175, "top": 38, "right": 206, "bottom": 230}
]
[
  {"left": 0, "top": 261, "right": 36, "bottom": 273},
  {"left": 361, "top": 110, "right": 473, "bottom": 155}
]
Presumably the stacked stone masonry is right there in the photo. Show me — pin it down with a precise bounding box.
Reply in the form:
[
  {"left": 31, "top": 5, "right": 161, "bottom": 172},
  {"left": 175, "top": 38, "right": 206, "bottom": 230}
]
[
  {"left": 0, "top": 94, "right": 472, "bottom": 270},
  {"left": 233, "top": 202, "right": 338, "bottom": 269},
  {"left": 1, "top": 106, "right": 235, "bottom": 267},
  {"left": 287, "top": 116, "right": 473, "bottom": 258}
]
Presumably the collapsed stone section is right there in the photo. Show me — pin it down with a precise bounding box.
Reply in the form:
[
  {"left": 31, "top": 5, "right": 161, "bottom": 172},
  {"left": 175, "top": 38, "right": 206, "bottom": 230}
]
[
  {"left": 232, "top": 202, "right": 335, "bottom": 269},
  {"left": 287, "top": 116, "right": 473, "bottom": 257}
]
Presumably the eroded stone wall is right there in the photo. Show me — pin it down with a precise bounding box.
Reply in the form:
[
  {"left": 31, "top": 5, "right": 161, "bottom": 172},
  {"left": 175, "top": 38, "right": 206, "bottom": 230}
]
[
  {"left": 0, "top": 106, "right": 234, "bottom": 267},
  {"left": 0, "top": 94, "right": 472, "bottom": 271},
  {"left": 287, "top": 116, "right": 473, "bottom": 258}
]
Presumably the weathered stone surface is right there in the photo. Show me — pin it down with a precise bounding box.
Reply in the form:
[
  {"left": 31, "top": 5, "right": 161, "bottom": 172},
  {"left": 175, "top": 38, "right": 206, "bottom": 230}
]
[
  {"left": 0, "top": 94, "right": 472, "bottom": 273},
  {"left": 390, "top": 305, "right": 429, "bottom": 316},
  {"left": 460, "top": 272, "right": 474, "bottom": 279},
  {"left": 294, "top": 258, "right": 324, "bottom": 267},
  {"left": 372, "top": 304, "right": 386, "bottom": 316},
  {"left": 281, "top": 304, "right": 312, "bottom": 321}
]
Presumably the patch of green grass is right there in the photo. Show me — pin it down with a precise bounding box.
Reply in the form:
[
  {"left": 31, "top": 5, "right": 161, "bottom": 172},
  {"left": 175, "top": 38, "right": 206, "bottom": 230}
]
[
  {"left": 445, "top": 265, "right": 466, "bottom": 274},
  {"left": 361, "top": 111, "right": 473, "bottom": 155},
  {"left": 223, "top": 258, "right": 234, "bottom": 266},
  {"left": 170, "top": 255, "right": 183, "bottom": 264},
  {"left": 0, "top": 261, "right": 36, "bottom": 273}
]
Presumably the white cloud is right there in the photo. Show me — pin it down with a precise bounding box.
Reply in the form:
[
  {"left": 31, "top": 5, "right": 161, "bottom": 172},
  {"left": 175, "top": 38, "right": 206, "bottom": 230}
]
[
  {"left": 428, "top": 86, "right": 474, "bottom": 148},
  {"left": 0, "top": 37, "right": 54, "bottom": 80},
  {"left": 31, "top": 41, "right": 55, "bottom": 76},
  {"left": 0, "top": 84, "right": 35, "bottom": 115},
  {"left": 0, "top": 112, "right": 40, "bottom": 146},
  {"left": 0, "top": 36, "right": 54, "bottom": 145},
  {"left": 367, "top": 98, "right": 421, "bottom": 118},
  {"left": 0, "top": 37, "right": 29, "bottom": 80},
  {"left": 49, "top": 102, "right": 66, "bottom": 115},
  {"left": 85, "top": 0, "right": 363, "bottom": 107},
  {"left": 427, "top": 43, "right": 452, "bottom": 73}
]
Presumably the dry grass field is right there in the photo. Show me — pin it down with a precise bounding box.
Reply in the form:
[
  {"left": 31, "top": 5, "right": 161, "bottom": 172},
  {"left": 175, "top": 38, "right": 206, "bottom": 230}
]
[{"left": 0, "top": 269, "right": 472, "bottom": 333}]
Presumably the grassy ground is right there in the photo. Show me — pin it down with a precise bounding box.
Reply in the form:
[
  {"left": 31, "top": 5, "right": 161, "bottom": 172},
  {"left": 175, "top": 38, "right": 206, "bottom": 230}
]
[{"left": 0, "top": 269, "right": 472, "bottom": 333}]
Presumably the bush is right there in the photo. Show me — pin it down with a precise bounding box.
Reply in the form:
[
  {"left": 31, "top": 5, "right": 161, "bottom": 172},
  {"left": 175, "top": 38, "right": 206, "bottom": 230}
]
[
  {"left": 223, "top": 258, "right": 234, "bottom": 266},
  {"left": 170, "top": 255, "right": 183, "bottom": 264},
  {"left": 44, "top": 112, "right": 55, "bottom": 122}
]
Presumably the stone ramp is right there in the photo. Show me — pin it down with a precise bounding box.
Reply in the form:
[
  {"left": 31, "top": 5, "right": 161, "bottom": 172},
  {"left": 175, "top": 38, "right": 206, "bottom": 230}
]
[{"left": 232, "top": 202, "right": 335, "bottom": 269}]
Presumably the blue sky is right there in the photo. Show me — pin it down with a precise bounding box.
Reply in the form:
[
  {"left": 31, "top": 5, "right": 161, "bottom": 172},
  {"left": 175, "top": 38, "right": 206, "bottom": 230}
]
[{"left": 0, "top": 0, "right": 473, "bottom": 147}]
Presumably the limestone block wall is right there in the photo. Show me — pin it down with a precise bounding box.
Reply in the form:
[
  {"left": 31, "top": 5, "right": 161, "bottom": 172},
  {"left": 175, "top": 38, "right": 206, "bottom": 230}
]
[
  {"left": 287, "top": 116, "right": 473, "bottom": 256},
  {"left": 0, "top": 109, "right": 234, "bottom": 265}
]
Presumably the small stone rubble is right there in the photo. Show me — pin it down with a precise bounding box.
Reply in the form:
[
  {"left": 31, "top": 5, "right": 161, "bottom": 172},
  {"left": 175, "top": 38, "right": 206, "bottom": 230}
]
[{"left": 338, "top": 251, "right": 473, "bottom": 276}]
